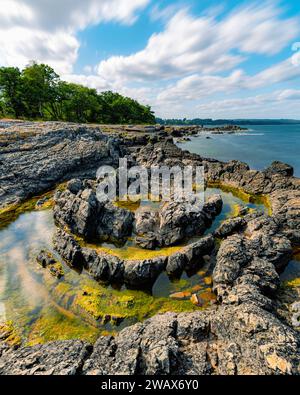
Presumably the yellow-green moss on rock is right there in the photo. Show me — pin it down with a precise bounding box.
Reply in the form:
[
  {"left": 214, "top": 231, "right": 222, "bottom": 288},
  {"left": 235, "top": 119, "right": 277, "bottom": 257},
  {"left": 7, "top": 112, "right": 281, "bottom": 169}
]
[
  {"left": 73, "top": 279, "right": 200, "bottom": 327},
  {"left": 26, "top": 307, "right": 99, "bottom": 346},
  {"left": 0, "top": 321, "right": 22, "bottom": 347},
  {"left": 0, "top": 182, "right": 66, "bottom": 230},
  {"left": 208, "top": 181, "right": 272, "bottom": 215},
  {"left": 283, "top": 278, "right": 300, "bottom": 288}
]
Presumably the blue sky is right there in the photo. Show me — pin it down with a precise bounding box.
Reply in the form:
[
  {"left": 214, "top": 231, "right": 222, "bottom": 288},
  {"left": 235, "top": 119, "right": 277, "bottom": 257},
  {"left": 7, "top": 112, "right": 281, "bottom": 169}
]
[{"left": 1, "top": 0, "right": 300, "bottom": 118}]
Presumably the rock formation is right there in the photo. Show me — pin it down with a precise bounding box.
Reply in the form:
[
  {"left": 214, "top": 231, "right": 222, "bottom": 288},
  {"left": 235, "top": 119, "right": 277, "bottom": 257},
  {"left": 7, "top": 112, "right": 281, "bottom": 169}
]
[{"left": 0, "top": 124, "right": 300, "bottom": 375}]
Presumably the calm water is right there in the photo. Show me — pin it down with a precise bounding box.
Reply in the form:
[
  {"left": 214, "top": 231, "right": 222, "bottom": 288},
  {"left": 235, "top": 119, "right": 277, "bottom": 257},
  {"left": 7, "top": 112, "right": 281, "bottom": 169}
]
[{"left": 177, "top": 124, "right": 300, "bottom": 177}]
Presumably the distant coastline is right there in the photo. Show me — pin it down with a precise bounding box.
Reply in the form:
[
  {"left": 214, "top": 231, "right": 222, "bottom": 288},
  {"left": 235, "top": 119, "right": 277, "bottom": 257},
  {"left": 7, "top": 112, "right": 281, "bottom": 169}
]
[{"left": 156, "top": 118, "right": 300, "bottom": 126}]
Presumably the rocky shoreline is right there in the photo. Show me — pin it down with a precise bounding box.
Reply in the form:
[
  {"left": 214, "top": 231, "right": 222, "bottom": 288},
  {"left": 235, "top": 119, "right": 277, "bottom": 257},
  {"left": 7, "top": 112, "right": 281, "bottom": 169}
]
[{"left": 0, "top": 121, "right": 299, "bottom": 375}]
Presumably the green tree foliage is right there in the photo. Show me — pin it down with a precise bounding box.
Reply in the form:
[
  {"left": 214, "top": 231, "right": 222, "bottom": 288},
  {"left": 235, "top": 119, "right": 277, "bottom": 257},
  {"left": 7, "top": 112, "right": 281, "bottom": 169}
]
[
  {"left": 0, "top": 62, "right": 155, "bottom": 124},
  {"left": 22, "top": 62, "right": 59, "bottom": 118},
  {"left": 0, "top": 67, "right": 25, "bottom": 118}
]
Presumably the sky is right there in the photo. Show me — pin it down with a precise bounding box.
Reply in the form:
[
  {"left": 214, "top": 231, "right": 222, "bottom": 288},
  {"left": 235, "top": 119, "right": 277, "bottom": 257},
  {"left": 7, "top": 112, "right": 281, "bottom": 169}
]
[{"left": 0, "top": 0, "right": 300, "bottom": 119}]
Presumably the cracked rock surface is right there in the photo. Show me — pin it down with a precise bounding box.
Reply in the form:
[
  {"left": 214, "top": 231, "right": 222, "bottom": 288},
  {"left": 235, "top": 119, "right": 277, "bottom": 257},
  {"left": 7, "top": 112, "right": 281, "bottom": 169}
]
[{"left": 1, "top": 132, "right": 300, "bottom": 375}]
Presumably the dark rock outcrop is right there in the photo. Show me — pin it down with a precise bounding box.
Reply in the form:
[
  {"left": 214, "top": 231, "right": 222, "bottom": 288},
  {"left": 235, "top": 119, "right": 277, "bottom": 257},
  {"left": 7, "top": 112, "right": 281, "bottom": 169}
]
[
  {"left": 166, "top": 235, "right": 215, "bottom": 275},
  {"left": 124, "top": 258, "right": 167, "bottom": 287},
  {"left": 0, "top": 123, "right": 122, "bottom": 208},
  {"left": 54, "top": 181, "right": 134, "bottom": 243},
  {"left": 54, "top": 228, "right": 214, "bottom": 287},
  {"left": 135, "top": 195, "right": 222, "bottom": 249},
  {"left": 214, "top": 217, "right": 246, "bottom": 238}
]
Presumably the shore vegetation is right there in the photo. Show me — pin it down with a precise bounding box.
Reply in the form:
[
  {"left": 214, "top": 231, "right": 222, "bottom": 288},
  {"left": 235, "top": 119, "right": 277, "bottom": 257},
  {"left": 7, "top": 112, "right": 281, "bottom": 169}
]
[{"left": 0, "top": 62, "right": 155, "bottom": 124}]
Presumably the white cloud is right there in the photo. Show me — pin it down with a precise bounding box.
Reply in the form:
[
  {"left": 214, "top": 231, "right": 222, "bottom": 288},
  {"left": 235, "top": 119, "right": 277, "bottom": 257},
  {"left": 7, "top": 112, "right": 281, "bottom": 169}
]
[
  {"left": 277, "top": 89, "right": 300, "bottom": 100},
  {"left": 152, "top": 54, "right": 300, "bottom": 109},
  {"left": 157, "top": 70, "right": 246, "bottom": 103},
  {"left": 150, "top": 83, "right": 300, "bottom": 119},
  {"left": 0, "top": 27, "right": 79, "bottom": 74},
  {"left": 246, "top": 56, "right": 300, "bottom": 88},
  {"left": 97, "top": 3, "right": 299, "bottom": 83},
  {"left": 194, "top": 90, "right": 300, "bottom": 119},
  {"left": 0, "top": 0, "right": 150, "bottom": 73},
  {"left": 149, "top": 3, "right": 182, "bottom": 22},
  {"left": 63, "top": 73, "right": 112, "bottom": 91}
]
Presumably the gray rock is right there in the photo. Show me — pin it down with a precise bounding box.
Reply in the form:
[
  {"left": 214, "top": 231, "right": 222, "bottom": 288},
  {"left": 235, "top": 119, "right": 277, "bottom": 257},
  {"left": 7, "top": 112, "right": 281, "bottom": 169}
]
[
  {"left": 213, "top": 215, "right": 291, "bottom": 305},
  {"left": 166, "top": 235, "right": 215, "bottom": 275},
  {"left": 0, "top": 122, "right": 121, "bottom": 208},
  {"left": 54, "top": 185, "right": 134, "bottom": 243},
  {"left": 98, "top": 203, "right": 134, "bottom": 242},
  {"left": 134, "top": 195, "right": 222, "bottom": 250},
  {"left": 265, "top": 161, "right": 294, "bottom": 177},
  {"left": 214, "top": 217, "right": 246, "bottom": 238},
  {"left": 0, "top": 340, "right": 92, "bottom": 375},
  {"left": 81, "top": 248, "right": 124, "bottom": 283},
  {"left": 124, "top": 258, "right": 167, "bottom": 287},
  {"left": 53, "top": 228, "right": 85, "bottom": 269},
  {"left": 81, "top": 303, "right": 300, "bottom": 375}
]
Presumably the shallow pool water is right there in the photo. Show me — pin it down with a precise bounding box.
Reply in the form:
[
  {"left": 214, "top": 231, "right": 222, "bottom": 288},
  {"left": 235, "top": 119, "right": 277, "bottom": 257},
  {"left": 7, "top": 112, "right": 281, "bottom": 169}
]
[{"left": 0, "top": 188, "right": 268, "bottom": 345}]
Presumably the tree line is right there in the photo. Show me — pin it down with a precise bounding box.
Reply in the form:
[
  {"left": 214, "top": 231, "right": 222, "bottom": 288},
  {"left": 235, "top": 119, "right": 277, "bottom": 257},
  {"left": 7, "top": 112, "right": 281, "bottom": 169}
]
[{"left": 0, "top": 62, "right": 155, "bottom": 124}]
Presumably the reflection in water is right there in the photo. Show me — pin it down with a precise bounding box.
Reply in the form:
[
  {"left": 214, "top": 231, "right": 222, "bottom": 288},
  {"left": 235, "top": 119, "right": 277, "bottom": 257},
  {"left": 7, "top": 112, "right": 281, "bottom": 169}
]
[{"left": 0, "top": 188, "right": 270, "bottom": 345}]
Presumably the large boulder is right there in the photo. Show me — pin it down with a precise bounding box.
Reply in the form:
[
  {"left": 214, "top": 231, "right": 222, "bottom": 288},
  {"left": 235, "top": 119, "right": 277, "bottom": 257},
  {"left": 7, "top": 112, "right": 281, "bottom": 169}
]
[
  {"left": 214, "top": 217, "right": 246, "bottom": 238},
  {"left": 124, "top": 258, "right": 167, "bottom": 287},
  {"left": 264, "top": 161, "right": 294, "bottom": 177},
  {"left": 166, "top": 235, "right": 215, "bottom": 275},
  {"left": 54, "top": 180, "right": 134, "bottom": 244},
  {"left": 135, "top": 195, "right": 222, "bottom": 249}
]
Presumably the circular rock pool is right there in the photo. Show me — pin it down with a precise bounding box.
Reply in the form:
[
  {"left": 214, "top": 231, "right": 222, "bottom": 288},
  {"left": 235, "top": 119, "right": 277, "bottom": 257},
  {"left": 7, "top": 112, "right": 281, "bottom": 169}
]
[{"left": 0, "top": 188, "right": 271, "bottom": 345}]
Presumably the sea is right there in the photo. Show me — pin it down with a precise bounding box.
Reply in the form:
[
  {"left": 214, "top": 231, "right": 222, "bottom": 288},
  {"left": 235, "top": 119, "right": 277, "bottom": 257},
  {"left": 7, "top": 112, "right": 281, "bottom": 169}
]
[{"left": 177, "top": 124, "right": 300, "bottom": 177}]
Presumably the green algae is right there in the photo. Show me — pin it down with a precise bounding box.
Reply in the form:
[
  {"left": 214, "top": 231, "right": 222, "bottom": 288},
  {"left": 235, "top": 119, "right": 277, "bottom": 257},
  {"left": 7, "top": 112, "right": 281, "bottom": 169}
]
[
  {"left": 171, "top": 278, "right": 190, "bottom": 290},
  {"left": 0, "top": 185, "right": 65, "bottom": 230},
  {"left": 207, "top": 181, "right": 272, "bottom": 215},
  {"left": 250, "top": 194, "right": 272, "bottom": 216},
  {"left": 113, "top": 199, "right": 141, "bottom": 212},
  {"left": 78, "top": 237, "right": 184, "bottom": 261},
  {"left": 73, "top": 279, "right": 200, "bottom": 327},
  {"left": 26, "top": 306, "right": 99, "bottom": 346},
  {"left": 0, "top": 181, "right": 67, "bottom": 230},
  {"left": 229, "top": 203, "right": 242, "bottom": 218},
  {"left": 0, "top": 321, "right": 22, "bottom": 347},
  {"left": 208, "top": 182, "right": 252, "bottom": 202},
  {"left": 283, "top": 278, "right": 300, "bottom": 288}
]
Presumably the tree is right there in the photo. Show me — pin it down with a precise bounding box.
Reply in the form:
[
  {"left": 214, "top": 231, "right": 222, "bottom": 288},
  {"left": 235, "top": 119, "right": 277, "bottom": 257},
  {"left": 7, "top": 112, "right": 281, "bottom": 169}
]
[
  {"left": 97, "top": 91, "right": 155, "bottom": 124},
  {"left": 22, "top": 62, "right": 59, "bottom": 118},
  {"left": 0, "top": 67, "right": 24, "bottom": 118},
  {"left": 0, "top": 63, "right": 156, "bottom": 124},
  {"left": 58, "top": 83, "right": 100, "bottom": 122}
]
